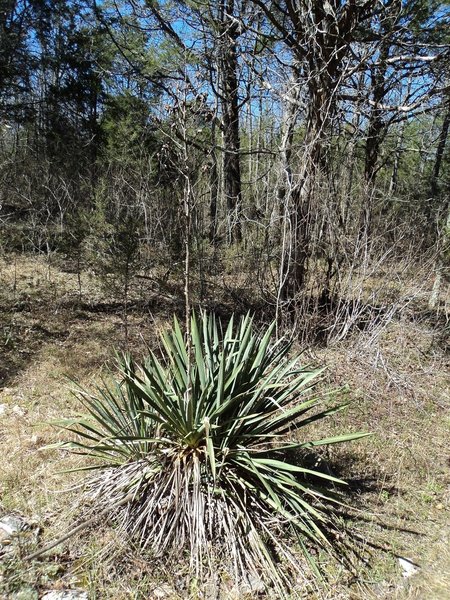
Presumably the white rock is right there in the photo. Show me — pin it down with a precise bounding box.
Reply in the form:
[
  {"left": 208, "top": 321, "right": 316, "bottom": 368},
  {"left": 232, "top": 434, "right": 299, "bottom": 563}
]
[
  {"left": 0, "top": 403, "right": 7, "bottom": 415},
  {"left": 0, "top": 515, "right": 28, "bottom": 536},
  {"left": 12, "top": 404, "right": 26, "bottom": 416},
  {"left": 152, "top": 584, "right": 174, "bottom": 599},
  {"left": 398, "top": 556, "right": 420, "bottom": 578}
]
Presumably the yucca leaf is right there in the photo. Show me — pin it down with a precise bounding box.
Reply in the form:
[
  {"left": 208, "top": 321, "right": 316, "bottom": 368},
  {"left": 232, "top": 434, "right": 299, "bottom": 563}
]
[
  {"left": 300, "top": 432, "right": 373, "bottom": 448},
  {"left": 205, "top": 423, "right": 216, "bottom": 481},
  {"left": 251, "top": 458, "right": 347, "bottom": 485}
]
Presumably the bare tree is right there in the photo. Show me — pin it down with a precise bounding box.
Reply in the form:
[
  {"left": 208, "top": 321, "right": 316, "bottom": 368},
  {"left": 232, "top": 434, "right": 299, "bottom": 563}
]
[{"left": 251, "top": 0, "right": 377, "bottom": 300}]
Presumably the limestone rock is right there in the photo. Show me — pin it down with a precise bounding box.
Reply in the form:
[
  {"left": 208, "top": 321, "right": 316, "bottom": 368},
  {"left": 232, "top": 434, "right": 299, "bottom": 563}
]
[
  {"left": 152, "top": 583, "right": 175, "bottom": 599},
  {"left": 0, "top": 514, "right": 29, "bottom": 543},
  {"left": 398, "top": 556, "right": 420, "bottom": 578}
]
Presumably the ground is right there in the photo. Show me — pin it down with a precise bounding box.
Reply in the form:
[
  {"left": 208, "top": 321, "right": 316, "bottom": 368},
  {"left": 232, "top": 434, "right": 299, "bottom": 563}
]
[{"left": 0, "top": 254, "right": 449, "bottom": 599}]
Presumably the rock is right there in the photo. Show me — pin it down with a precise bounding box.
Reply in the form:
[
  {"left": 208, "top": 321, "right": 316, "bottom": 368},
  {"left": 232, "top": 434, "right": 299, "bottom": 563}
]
[
  {"left": 0, "top": 515, "right": 29, "bottom": 539},
  {"left": 0, "top": 403, "right": 7, "bottom": 416},
  {"left": 0, "top": 515, "right": 26, "bottom": 532},
  {"left": 12, "top": 404, "right": 26, "bottom": 416},
  {"left": 398, "top": 556, "right": 420, "bottom": 578},
  {"left": 0, "top": 514, "right": 37, "bottom": 557},
  {"left": 41, "top": 591, "right": 88, "bottom": 600},
  {"left": 152, "top": 584, "right": 174, "bottom": 599}
]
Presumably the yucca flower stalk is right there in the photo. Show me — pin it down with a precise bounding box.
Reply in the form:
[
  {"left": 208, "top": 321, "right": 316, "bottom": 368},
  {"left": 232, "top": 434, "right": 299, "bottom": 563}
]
[{"left": 58, "top": 312, "right": 369, "bottom": 592}]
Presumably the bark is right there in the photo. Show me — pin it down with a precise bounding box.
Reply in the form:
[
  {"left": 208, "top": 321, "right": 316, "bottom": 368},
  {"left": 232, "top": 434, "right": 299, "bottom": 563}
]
[
  {"left": 209, "top": 120, "right": 219, "bottom": 244},
  {"left": 283, "top": 107, "right": 324, "bottom": 298},
  {"left": 344, "top": 75, "right": 364, "bottom": 232},
  {"left": 429, "top": 98, "right": 450, "bottom": 310},
  {"left": 359, "top": 37, "right": 392, "bottom": 245},
  {"left": 218, "top": 0, "right": 242, "bottom": 244},
  {"left": 389, "top": 118, "right": 406, "bottom": 195},
  {"left": 430, "top": 99, "right": 450, "bottom": 198},
  {"left": 280, "top": 73, "right": 332, "bottom": 301},
  {"left": 429, "top": 201, "right": 450, "bottom": 310},
  {"left": 364, "top": 43, "right": 390, "bottom": 184},
  {"left": 276, "top": 80, "right": 299, "bottom": 207}
]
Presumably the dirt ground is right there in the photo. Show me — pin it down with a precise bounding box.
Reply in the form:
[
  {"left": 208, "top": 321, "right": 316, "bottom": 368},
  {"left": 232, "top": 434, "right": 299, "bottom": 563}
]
[{"left": 0, "top": 254, "right": 449, "bottom": 599}]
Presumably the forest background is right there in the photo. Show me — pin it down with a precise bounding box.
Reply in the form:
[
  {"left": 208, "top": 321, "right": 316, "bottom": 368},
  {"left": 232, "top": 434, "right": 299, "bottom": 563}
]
[{"left": 1, "top": 0, "right": 449, "bottom": 336}]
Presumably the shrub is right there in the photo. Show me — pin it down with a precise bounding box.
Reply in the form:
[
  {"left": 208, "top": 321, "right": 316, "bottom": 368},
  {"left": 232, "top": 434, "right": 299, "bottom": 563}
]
[{"left": 59, "top": 313, "right": 369, "bottom": 592}]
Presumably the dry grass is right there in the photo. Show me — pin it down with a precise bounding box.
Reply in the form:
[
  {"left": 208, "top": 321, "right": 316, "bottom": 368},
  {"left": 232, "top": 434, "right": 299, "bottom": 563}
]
[
  {"left": 0, "top": 254, "right": 449, "bottom": 599},
  {"left": 308, "top": 317, "right": 450, "bottom": 599}
]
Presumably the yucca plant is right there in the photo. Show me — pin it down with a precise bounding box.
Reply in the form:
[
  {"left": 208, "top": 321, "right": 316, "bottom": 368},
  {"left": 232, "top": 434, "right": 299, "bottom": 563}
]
[{"left": 58, "top": 313, "right": 369, "bottom": 592}]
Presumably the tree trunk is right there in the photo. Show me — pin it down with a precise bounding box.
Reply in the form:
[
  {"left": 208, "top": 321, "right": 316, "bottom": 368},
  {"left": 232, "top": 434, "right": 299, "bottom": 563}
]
[
  {"left": 389, "top": 119, "right": 406, "bottom": 195},
  {"left": 429, "top": 98, "right": 450, "bottom": 310},
  {"left": 276, "top": 79, "right": 299, "bottom": 207},
  {"left": 280, "top": 87, "right": 326, "bottom": 301},
  {"left": 430, "top": 99, "right": 450, "bottom": 197},
  {"left": 218, "top": 0, "right": 242, "bottom": 244},
  {"left": 360, "top": 38, "right": 391, "bottom": 243},
  {"left": 429, "top": 201, "right": 450, "bottom": 310},
  {"left": 209, "top": 120, "right": 219, "bottom": 244}
]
